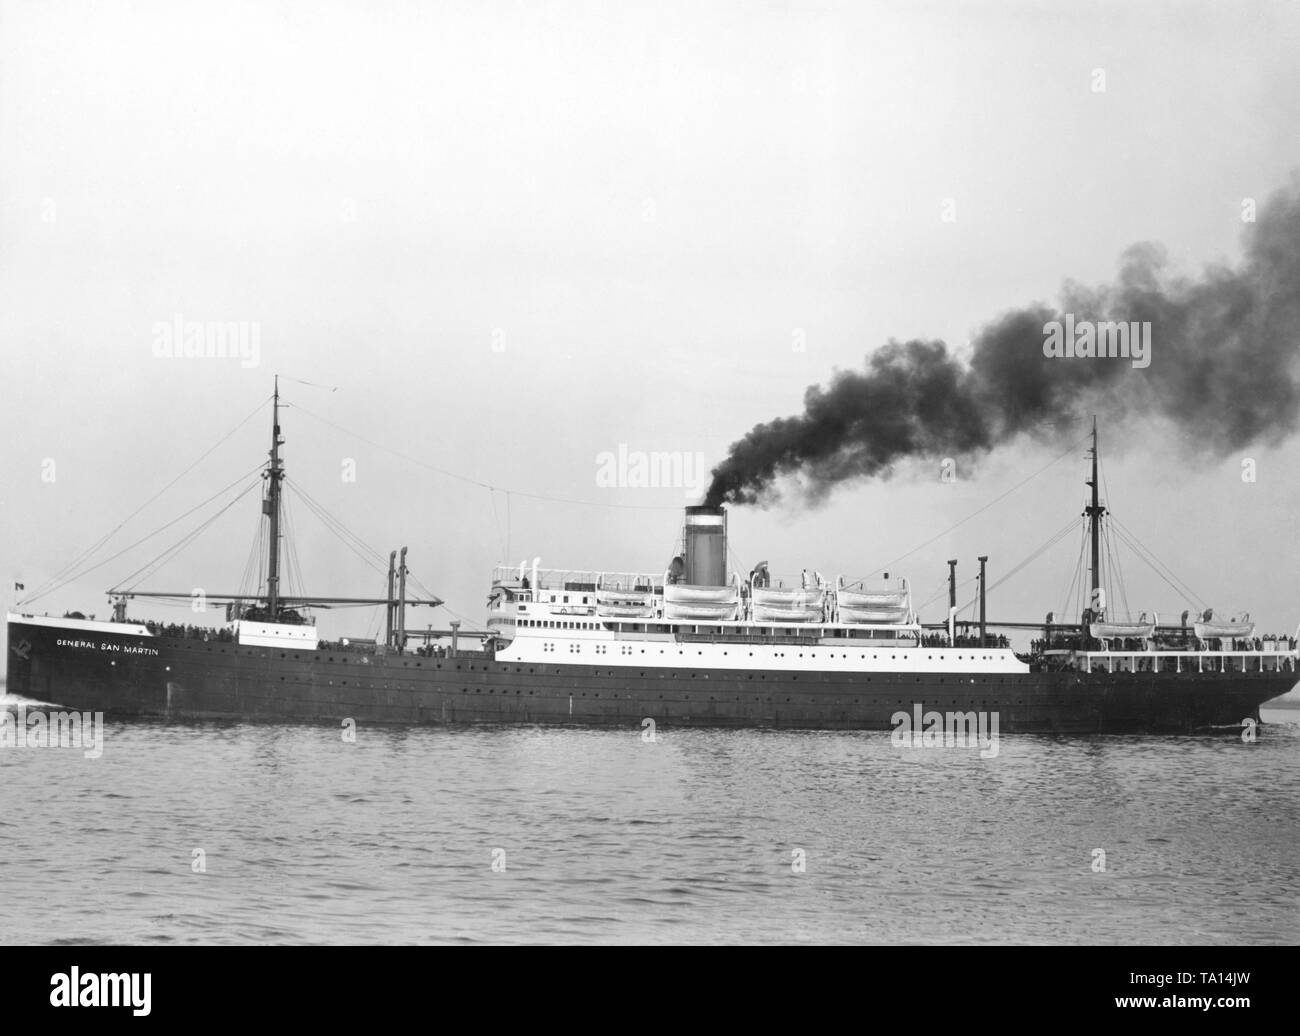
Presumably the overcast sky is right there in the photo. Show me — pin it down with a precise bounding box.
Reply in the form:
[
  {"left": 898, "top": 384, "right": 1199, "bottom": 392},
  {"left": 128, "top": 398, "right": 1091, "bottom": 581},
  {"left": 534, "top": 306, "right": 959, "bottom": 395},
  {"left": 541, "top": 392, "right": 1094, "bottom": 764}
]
[{"left": 4, "top": 0, "right": 1300, "bottom": 648}]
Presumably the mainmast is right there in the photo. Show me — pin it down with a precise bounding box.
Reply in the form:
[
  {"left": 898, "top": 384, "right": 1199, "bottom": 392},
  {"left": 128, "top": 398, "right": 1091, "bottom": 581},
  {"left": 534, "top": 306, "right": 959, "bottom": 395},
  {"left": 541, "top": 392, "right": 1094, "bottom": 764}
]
[
  {"left": 1083, "top": 416, "right": 1106, "bottom": 619},
  {"left": 264, "top": 377, "right": 284, "bottom": 617}
]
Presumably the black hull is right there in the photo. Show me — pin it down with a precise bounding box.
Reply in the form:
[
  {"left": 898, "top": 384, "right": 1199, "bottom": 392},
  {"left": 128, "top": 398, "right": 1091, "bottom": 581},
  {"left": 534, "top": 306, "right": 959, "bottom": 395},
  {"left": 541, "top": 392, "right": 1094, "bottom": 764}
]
[{"left": 6, "top": 620, "right": 1294, "bottom": 734}]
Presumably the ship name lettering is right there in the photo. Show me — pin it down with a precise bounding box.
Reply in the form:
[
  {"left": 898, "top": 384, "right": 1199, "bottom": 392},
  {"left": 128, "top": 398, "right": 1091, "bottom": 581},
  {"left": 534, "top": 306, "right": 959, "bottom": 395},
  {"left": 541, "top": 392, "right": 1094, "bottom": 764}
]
[{"left": 52, "top": 638, "right": 157, "bottom": 657}]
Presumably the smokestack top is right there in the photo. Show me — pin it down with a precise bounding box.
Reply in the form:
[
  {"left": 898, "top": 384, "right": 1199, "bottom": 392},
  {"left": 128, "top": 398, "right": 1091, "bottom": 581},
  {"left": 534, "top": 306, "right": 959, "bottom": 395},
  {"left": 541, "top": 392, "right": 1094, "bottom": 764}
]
[{"left": 682, "top": 504, "right": 727, "bottom": 586}]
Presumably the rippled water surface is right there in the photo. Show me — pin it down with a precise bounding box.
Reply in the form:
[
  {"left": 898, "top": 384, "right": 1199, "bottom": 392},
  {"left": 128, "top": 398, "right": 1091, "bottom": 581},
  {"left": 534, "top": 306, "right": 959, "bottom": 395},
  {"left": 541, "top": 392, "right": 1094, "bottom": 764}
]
[{"left": 2, "top": 691, "right": 1297, "bottom": 944}]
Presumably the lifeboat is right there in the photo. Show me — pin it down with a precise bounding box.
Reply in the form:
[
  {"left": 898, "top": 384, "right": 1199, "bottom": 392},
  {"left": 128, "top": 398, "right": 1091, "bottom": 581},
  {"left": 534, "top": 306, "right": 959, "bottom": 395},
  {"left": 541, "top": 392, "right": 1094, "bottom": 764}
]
[
  {"left": 835, "top": 584, "right": 911, "bottom": 625},
  {"left": 751, "top": 587, "right": 825, "bottom": 623},
  {"left": 596, "top": 602, "right": 656, "bottom": 618},
  {"left": 1195, "top": 616, "right": 1254, "bottom": 640},
  {"left": 663, "top": 583, "right": 739, "bottom": 621},
  {"left": 594, "top": 588, "right": 656, "bottom": 618},
  {"left": 837, "top": 588, "right": 909, "bottom": 607},
  {"left": 1089, "top": 621, "right": 1156, "bottom": 640},
  {"left": 839, "top": 605, "right": 911, "bottom": 624},
  {"left": 665, "top": 584, "right": 736, "bottom": 603}
]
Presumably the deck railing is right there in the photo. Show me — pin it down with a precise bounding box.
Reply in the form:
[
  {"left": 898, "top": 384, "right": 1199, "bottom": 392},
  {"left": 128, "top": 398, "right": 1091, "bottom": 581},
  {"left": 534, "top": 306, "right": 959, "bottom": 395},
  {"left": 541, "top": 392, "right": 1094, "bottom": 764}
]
[{"left": 1045, "top": 649, "right": 1299, "bottom": 674}]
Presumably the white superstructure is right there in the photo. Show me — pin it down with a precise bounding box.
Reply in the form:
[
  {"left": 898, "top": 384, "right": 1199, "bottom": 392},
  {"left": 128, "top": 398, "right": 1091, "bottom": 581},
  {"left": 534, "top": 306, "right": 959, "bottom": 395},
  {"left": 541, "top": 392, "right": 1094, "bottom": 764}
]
[{"left": 484, "top": 564, "right": 1030, "bottom": 675}]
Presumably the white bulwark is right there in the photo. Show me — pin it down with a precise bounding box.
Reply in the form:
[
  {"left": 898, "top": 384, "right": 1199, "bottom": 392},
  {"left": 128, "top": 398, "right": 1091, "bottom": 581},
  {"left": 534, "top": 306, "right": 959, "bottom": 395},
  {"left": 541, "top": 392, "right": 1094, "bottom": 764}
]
[
  {"left": 234, "top": 620, "right": 319, "bottom": 649},
  {"left": 498, "top": 630, "right": 1030, "bottom": 674},
  {"left": 8, "top": 613, "right": 152, "bottom": 637}
]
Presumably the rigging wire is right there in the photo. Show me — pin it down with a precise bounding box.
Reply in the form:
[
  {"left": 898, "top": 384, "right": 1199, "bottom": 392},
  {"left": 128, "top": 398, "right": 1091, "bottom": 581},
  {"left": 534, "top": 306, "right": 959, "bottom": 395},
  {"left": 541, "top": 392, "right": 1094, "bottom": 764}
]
[
  {"left": 285, "top": 482, "right": 388, "bottom": 578},
  {"left": 1101, "top": 519, "right": 1126, "bottom": 619},
  {"left": 285, "top": 479, "right": 447, "bottom": 609},
  {"left": 285, "top": 477, "right": 386, "bottom": 566},
  {"left": 406, "top": 570, "right": 446, "bottom": 606},
  {"left": 427, "top": 601, "right": 492, "bottom": 634},
  {"left": 48, "top": 463, "right": 266, "bottom": 598},
  {"left": 1096, "top": 452, "right": 1124, "bottom": 618},
  {"left": 844, "top": 433, "right": 1090, "bottom": 588},
  {"left": 1097, "top": 431, "right": 1206, "bottom": 610},
  {"left": 914, "top": 574, "right": 953, "bottom": 614},
  {"left": 255, "top": 513, "right": 267, "bottom": 597},
  {"left": 237, "top": 514, "right": 265, "bottom": 601},
  {"left": 489, "top": 490, "right": 507, "bottom": 561},
  {"left": 20, "top": 396, "right": 271, "bottom": 605},
  {"left": 118, "top": 477, "right": 264, "bottom": 591},
  {"left": 1114, "top": 526, "right": 1132, "bottom": 619},
  {"left": 283, "top": 488, "right": 307, "bottom": 604},
  {"left": 1071, "top": 518, "right": 1089, "bottom": 623},
  {"left": 289, "top": 483, "right": 389, "bottom": 572},
  {"left": 727, "top": 543, "right": 751, "bottom": 583},
  {"left": 1109, "top": 521, "right": 1206, "bottom": 613},
  {"left": 279, "top": 490, "right": 295, "bottom": 601},
  {"left": 1108, "top": 515, "right": 1207, "bottom": 611},
  {"left": 288, "top": 400, "right": 687, "bottom": 511},
  {"left": 279, "top": 376, "right": 339, "bottom": 393},
  {"left": 918, "top": 574, "right": 979, "bottom": 614},
  {"left": 953, "top": 517, "right": 1082, "bottom": 616},
  {"left": 1060, "top": 518, "right": 1086, "bottom": 623}
]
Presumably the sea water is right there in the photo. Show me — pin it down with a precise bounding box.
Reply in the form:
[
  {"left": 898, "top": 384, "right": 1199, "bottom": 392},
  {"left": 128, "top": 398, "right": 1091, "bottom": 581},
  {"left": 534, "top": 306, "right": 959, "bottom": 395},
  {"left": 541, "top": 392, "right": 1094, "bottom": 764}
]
[{"left": 1, "top": 689, "right": 1297, "bottom": 944}]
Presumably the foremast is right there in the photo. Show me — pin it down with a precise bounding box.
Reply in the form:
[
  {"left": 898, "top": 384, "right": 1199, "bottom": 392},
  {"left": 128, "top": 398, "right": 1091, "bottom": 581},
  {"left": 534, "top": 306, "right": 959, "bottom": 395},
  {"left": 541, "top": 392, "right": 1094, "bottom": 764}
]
[{"left": 264, "top": 376, "right": 284, "bottom": 618}]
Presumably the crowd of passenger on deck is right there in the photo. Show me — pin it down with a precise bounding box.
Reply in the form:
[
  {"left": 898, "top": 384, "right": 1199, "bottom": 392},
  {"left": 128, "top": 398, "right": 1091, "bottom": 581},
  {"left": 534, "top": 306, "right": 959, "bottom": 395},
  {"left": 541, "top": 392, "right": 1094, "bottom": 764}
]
[
  {"left": 1031, "top": 632, "right": 1298, "bottom": 653},
  {"left": 150, "top": 621, "right": 233, "bottom": 641},
  {"left": 919, "top": 632, "right": 1011, "bottom": 648},
  {"left": 87, "top": 614, "right": 470, "bottom": 656}
]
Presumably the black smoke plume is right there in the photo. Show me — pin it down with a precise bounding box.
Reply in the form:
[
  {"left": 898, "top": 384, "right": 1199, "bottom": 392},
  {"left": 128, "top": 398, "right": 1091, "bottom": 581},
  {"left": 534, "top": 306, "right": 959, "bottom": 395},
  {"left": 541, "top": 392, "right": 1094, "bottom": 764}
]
[{"left": 705, "top": 178, "right": 1300, "bottom": 507}]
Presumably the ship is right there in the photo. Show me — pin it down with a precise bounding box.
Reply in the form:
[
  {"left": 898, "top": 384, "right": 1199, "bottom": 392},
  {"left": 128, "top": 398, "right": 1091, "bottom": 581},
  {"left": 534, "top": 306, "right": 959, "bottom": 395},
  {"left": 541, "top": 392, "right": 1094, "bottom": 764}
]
[{"left": 7, "top": 384, "right": 1297, "bottom": 733}]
